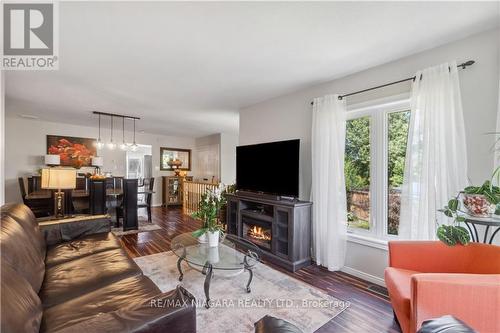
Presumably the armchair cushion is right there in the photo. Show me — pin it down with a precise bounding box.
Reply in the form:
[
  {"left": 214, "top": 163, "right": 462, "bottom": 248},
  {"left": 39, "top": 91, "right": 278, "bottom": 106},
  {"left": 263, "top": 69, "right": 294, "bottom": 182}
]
[
  {"left": 411, "top": 273, "right": 500, "bottom": 333},
  {"left": 386, "top": 241, "right": 500, "bottom": 333}
]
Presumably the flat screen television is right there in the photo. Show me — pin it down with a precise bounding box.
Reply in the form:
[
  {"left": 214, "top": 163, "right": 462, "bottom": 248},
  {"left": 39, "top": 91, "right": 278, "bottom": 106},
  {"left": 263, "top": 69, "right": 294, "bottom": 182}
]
[{"left": 236, "top": 139, "right": 300, "bottom": 197}]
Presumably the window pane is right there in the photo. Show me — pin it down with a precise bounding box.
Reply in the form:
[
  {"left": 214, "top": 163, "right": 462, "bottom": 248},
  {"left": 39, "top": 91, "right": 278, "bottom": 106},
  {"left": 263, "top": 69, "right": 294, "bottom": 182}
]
[
  {"left": 345, "top": 116, "right": 371, "bottom": 230},
  {"left": 387, "top": 111, "right": 410, "bottom": 235}
]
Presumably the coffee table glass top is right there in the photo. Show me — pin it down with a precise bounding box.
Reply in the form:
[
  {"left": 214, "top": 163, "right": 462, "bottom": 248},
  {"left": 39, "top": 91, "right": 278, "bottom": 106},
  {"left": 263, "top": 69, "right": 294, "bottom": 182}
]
[{"left": 171, "top": 232, "right": 260, "bottom": 270}]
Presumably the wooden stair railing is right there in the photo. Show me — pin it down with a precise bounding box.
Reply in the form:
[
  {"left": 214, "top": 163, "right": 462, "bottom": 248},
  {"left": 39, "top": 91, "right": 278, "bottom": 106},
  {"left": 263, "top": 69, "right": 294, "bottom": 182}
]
[{"left": 182, "top": 181, "right": 219, "bottom": 216}]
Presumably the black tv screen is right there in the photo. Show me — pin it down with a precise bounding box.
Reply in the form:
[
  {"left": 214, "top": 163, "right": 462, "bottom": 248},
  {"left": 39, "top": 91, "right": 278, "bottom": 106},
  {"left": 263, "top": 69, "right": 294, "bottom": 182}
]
[{"left": 236, "top": 139, "right": 300, "bottom": 197}]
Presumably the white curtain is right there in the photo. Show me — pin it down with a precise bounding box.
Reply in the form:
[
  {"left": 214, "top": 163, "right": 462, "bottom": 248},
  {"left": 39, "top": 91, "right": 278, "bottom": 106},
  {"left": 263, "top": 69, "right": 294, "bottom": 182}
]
[
  {"left": 495, "top": 66, "right": 500, "bottom": 169},
  {"left": 311, "top": 94, "right": 347, "bottom": 271},
  {"left": 399, "top": 61, "right": 468, "bottom": 240}
]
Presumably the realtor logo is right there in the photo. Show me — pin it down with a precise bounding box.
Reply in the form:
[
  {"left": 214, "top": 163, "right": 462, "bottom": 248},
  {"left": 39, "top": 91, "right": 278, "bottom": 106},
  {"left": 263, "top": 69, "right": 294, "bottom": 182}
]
[{"left": 2, "top": 2, "right": 59, "bottom": 70}]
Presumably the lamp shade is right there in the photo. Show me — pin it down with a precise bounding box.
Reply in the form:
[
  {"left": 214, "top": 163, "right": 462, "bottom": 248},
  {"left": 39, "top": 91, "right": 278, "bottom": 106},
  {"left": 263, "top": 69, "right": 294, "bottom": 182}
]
[
  {"left": 92, "top": 156, "right": 104, "bottom": 167},
  {"left": 44, "top": 154, "right": 60, "bottom": 166},
  {"left": 41, "top": 168, "right": 76, "bottom": 190}
]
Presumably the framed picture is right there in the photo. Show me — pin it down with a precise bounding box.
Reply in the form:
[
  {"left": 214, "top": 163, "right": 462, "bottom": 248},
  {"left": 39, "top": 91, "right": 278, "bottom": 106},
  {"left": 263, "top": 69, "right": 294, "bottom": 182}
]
[
  {"left": 47, "top": 135, "right": 97, "bottom": 168},
  {"left": 160, "top": 147, "right": 191, "bottom": 171}
]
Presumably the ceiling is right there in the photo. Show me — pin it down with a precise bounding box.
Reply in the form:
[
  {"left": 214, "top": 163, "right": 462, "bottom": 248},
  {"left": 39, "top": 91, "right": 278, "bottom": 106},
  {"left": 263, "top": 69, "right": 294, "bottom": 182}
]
[{"left": 5, "top": 1, "right": 499, "bottom": 137}]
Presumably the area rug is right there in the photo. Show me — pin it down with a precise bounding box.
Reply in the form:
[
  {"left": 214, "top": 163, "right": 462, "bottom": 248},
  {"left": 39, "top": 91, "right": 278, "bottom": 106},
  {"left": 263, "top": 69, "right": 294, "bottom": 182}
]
[
  {"left": 111, "top": 220, "right": 162, "bottom": 236},
  {"left": 134, "top": 251, "right": 348, "bottom": 333}
]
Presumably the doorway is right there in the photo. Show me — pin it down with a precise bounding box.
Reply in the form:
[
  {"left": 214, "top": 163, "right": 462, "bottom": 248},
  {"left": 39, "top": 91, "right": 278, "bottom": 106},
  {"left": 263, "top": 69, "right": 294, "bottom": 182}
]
[{"left": 126, "top": 145, "right": 153, "bottom": 179}]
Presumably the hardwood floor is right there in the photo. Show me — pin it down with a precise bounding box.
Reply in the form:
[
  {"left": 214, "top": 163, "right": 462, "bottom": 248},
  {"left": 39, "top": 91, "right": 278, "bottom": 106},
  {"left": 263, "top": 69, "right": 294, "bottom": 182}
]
[{"left": 119, "top": 207, "right": 401, "bottom": 333}]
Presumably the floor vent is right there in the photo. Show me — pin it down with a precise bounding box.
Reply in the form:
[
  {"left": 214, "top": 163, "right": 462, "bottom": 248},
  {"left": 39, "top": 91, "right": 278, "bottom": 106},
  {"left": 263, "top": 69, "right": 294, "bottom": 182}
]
[{"left": 367, "top": 284, "right": 389, "bottom": 297}]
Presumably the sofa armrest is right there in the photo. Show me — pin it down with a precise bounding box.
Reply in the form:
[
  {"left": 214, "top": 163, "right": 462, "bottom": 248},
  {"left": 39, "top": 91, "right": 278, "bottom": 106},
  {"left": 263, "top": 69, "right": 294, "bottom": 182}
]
[
  {"left": 53, "top": 286, "right": 196, "bottom": 333},
  {"left": 39, "top": 215, "right": 112, "bottom": 246},
  {"left": 411, "top": 273, "right": 500, "bottom": 333}
]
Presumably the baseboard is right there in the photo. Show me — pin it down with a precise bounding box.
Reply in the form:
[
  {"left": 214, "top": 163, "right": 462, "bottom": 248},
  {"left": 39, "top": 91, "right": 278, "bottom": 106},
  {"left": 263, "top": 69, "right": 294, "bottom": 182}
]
[{"left": 341, "top": 266, "right": 385, "bottom": 287}]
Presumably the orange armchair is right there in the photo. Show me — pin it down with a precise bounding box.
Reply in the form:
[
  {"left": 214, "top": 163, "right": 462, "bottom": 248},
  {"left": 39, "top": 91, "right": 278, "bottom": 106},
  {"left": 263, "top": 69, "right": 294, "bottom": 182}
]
[{"left": 385, "top": 241, "right": 500, "bottom": 333}]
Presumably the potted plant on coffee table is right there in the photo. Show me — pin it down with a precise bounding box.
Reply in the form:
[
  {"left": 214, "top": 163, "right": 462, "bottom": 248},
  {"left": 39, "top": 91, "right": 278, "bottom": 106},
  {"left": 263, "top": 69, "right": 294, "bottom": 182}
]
[{"left": 192, "top": 184, "right": 226, "bottom": 247}]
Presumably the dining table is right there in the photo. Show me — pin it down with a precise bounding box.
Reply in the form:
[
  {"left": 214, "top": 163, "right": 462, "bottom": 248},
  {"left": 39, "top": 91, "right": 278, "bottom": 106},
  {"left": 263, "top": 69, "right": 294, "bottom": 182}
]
[{"left": 26, "top": 188, "right": 156, "bottom": 231}]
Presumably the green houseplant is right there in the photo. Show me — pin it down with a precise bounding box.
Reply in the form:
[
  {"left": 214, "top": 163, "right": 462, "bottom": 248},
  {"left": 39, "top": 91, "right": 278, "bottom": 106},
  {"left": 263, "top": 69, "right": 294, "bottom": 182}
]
[
  {"left": 461, "top": 181, "right": 500, "bottom": 217},
  {"left": 438, "top": 180, "right": 500, "bottom": 246},
  {"left": 437, "top": 198, "right": 470, "bottom": 246},
  {"left": 191, "top": 184, "right": 227, "bottom": 247},
  {"left": 463, "top": 180, "right": 500, "bottom": 204}
]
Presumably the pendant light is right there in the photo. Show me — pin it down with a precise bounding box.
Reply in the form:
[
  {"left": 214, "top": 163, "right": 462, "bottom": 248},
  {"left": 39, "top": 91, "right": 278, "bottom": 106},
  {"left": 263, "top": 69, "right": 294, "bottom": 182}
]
[
  {"left": 107, "top": 115, "right": 116, "bottom": 150},
  {"left": 96, "top": 114, "right": 104, "bottom": 149},
  {"left": 120, "top": 117, "right": 127, "bottom": 150},
  {"left": 131, "top": 118, "right": 138, "bottom": 151}
]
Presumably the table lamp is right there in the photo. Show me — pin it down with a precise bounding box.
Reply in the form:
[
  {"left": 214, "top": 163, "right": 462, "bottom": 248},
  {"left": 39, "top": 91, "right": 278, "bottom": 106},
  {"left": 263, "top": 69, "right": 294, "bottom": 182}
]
[
  {"left": 44, "top": 154, "right": 60, "bottom": 166},
  {"left": 41, "top": 168, "right": 76, "bottom": 218}
]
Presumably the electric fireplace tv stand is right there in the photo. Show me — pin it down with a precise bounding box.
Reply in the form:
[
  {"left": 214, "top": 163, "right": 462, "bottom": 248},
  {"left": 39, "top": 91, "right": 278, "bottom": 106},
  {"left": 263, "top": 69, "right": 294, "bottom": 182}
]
[{"left": 225, "top": 192, "right": 312, "bottom": 272}]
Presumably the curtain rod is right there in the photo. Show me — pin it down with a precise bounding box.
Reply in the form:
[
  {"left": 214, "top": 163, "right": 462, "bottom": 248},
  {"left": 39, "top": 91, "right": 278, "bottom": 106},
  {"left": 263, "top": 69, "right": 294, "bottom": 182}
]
[
  {"left": 92, "top": 111, "right": 140, "bottom": 120},
  {"left": 310, "top": 60, "right": 475, "bottom": 105}
]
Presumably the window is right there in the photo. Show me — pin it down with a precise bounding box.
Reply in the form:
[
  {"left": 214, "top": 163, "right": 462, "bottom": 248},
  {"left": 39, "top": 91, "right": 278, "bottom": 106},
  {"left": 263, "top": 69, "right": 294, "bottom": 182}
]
[
  {"left": 345, "top": 98, "right": 410, "bottom": 239},
  {"left": 387, "top": 111, "right": 410, "bottom": 235},
  {"left": 345, "top": 116, "right": 371, "bottom": 230}
]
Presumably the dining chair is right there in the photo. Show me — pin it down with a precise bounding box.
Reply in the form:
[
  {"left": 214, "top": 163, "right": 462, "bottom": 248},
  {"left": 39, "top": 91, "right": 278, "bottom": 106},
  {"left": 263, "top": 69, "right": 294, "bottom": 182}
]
[
  {"left": 18, "top": 177, "right": 53, "bottom": 217},
  {"left": 89, "top": 179, "right": 106, "bottom": 215},
  {"left": 116, "top": 179, "right": 138, "bottom": 231},
  {"left": 138, "top": 177, "right": 155, "bottom": 222}
]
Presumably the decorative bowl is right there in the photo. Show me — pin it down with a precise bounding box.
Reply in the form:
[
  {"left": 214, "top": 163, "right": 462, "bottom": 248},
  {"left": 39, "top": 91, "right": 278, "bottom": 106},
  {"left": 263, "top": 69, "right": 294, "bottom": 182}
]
[{"left": 462, "top": 194, "right": 494, "bottom": 217}]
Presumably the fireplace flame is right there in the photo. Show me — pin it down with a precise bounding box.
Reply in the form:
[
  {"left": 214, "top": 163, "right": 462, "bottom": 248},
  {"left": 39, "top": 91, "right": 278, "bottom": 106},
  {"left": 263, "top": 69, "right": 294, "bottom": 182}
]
[{"left": 248, "top": 226, "right": 271, "bottom": 241}]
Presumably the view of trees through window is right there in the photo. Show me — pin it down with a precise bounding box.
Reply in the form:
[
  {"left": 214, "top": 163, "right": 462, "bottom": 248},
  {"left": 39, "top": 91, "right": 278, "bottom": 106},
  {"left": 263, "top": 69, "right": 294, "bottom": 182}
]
[
  {"left": 345, "top": 116, "right": 371, "bottom": 230},
  {"left": 345, "top": 110, "right": 410, "bottom": 236},
  {"left": 387, "top": 111, "right": 410, "bottom": 235}
]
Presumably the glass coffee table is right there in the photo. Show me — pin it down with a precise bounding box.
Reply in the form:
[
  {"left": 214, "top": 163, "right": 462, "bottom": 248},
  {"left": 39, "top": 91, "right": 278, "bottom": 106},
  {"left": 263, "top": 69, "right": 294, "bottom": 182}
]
[{"left": 171, "top": 232, "right": 260, "bottom": 308}]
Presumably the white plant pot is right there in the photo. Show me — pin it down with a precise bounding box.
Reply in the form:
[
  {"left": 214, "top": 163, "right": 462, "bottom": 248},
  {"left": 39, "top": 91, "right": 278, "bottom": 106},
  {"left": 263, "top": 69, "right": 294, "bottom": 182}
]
[{"left": 207, "top": 230, "right": 220, "bottom": 247}]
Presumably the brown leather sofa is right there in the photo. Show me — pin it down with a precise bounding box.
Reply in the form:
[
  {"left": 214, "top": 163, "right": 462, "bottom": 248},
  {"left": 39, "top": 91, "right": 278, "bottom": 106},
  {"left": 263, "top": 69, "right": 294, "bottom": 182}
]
[{"left": 1, "top": 203, "right": 196, "bottom": 333}]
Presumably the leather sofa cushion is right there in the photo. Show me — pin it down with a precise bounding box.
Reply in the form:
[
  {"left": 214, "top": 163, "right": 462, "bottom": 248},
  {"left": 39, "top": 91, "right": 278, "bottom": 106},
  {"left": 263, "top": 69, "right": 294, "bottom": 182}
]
[
  {"left": 1, "top": 215, "right": 46, "bottom": 293},
  {"left": 254, "top": 315, "right": 303, "bottom": 333},
  {"left": 417, "top": 315, "right": 476, "bottom": 333},
  {"left": 385, "top": 267, "right": 419, "bottom": 333},
  {"left": 45, "top": 232, "right": 122, "bottom": 267},
  {"left": 41, "top": 275, "right": 161, "bottom": 332},
  {"left": 40, "top": 215, "right": 112, "bottom": 246},
  {"left": 1, "top": 261, "right": 43, "bottom": 333},
  {"left": 40, "top": 248, "right": 142, "bottom": 307},
  {"left": 49, "top": 287, "right": 197, "bottom": 333},
  {"left": 1, "top": 203, "right": 46, "bottom": 258}
]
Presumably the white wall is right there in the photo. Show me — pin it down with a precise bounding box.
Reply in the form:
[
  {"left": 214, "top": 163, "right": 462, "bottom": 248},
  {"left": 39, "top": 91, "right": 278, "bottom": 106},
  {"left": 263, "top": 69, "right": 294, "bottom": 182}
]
[
  {"left": 192, "top": 132, "right": 238, "bottom": 184},
  {"left": 239, "top": 29, "right": 500, "bottom": 283},
  {"left": 220, "top": 132, "right": 238, "bottom": 185},
  {"left": 194, "top": 134, "right": 221, "bottom": 182},
  {"left": 4, "top": 117, "right": 196, "bottom": 206}
]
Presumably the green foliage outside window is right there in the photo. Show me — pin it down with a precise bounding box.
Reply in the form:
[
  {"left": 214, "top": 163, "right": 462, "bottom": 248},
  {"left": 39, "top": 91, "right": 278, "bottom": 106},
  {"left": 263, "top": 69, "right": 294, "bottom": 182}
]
[
  {"left": 345, "top": 117, "right": 370, "bottom": 190},
  {"left": 388, "top": 111, "right": 410, "bottom": 188},
  {"left": 345, "top": 111, "right": 410, "bottom": 234}
]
